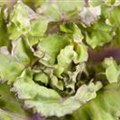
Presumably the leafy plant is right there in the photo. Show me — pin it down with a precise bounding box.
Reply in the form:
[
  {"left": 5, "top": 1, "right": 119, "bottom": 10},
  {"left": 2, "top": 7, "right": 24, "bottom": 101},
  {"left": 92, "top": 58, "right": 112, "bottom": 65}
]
[{"left": 0, "top": 0, "right": 120, "bottom": 120}]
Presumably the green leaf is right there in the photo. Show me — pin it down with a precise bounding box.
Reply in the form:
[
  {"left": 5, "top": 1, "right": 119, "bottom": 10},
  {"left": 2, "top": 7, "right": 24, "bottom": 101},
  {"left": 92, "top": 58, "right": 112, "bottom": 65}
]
[
  {"left": 0, "top": 84, "right": 30, "bottom": 120},
  {"left": 38, "top": 34, "right": 71, "bottom": 65},
  {"left": 12, "top": 36, "right": 38, "bottom": 66},
  {"left": 11, "top": 1, "right": 36, "bottom": 30},
  {"left": 43, "top": 66, "right": 64, "bottom": 90},
  {"left": 0, "top": 52, "right": 24, "bottom": 84},
  {"left": 85, "top": 0, "right": 103, "bottom": 7},
  {"left": 105, "top": 0, "right": 116, "bottom": 6},
  {"left": 38, "top": 0, "right": 84, "bottom": 21},
  {"left": 60, "top": 23, "right": 75, "bottom": 34},
  {"left": 13, "top": 68, "right": 98, "bottom": 117},
  {"left": 7, "top": 22, "right": 23, "bottom": 40},
  {"left": 8, "top": 1, "right": 37, "bottom": 40},
  {"left": 24, "top": 0, "right": 45, "bottom": 8},
  {"left": 72, "top": 83, "right": 120, "bottom": 120},
  {"left": 1, "top": 1, "right": 120, "bottom": 119},
  {"left": 73, "top": 24, "right": 84, "bottom": 43},
  {"left": 103, "top": 57, "right": 119, "bottom": 83},
  {"left": 34, "top": 72, "right": 49, "bottom": 86},
  {"left": 113, "top": 27, "right": 120, "bottom": 46},
  {"left": 108, "top": 6, "right": 120, "bottom": 25},
  {"left": 105, "top": 0, "right": 120, "bottom": 6},
  {"left": 86, "top": 20, "right": 113, "bottom": 48},
  {"left": 57, "top": 45, "right": 77, "bottom": 72},
  {"left": 49, "top": 83, "right": 120, "bottom": 120},
  {"left": 56, "top": 0, "right": 84, "bottom": 19},
  {"left": 57, "top": 0, "right": 84, "bottom": 13},
  {"left": 54, "top": 66, "right": 64, "bottom": 79},
  {"left": 37, "top": 3, "right": 61, "bottom": 21},
  {"left": 25, "top": 32, "right": 40, "bottom": 46},
  {"left": 74, "top": 44, "right": 88, "bottom": 63},
  {"left": 0, "top": 109, "right": 28, "bottom": 120},
  {"left": 0, "top": 7, "right": 9, "bottom": 47},
  {"left": 29, "top": 16, "right": 48, "bottom": 37},
  {"left": 65, "top": 63, "right": 86, "bottom": 93}
]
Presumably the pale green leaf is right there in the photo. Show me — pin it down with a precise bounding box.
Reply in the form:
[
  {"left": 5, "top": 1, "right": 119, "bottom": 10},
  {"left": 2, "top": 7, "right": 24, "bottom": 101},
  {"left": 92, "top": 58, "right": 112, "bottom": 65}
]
[
  {"left": 34, "top": 72, "right": 49, "bottom": 86},
  {"left": 29, "top": 16, "right": 48, "bottom": 37},
  {"left": 38, "top": 34, "right": 71, "bottom": 65},
  {"left": 86, "top": 21, "right": 113, "bottom": 48},
  {"left": 12, "top": 36, "right": 37, "bottom": 66},
  {"left": 0, "top": 52, "right": 24, "bottom": 84},
  {"left": 49, "top": 83, "right": 120, "bottom": 120},
  {"left": 103, "top": 58, "right": 119, "bottom": 83},
  {"left": 13, "top": 69, "right": 98, "bottom": 117},
  {"left": 11, "top": 1, "right": 36, "bottom": 30},
  {"left": 57, "top": 45, "right": 77, "bottom": 72}
]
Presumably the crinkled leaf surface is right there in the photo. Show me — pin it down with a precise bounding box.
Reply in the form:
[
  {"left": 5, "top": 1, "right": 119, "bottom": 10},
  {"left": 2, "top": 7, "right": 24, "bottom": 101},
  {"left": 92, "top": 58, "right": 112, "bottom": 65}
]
[
  {"left": 86, "top": 21, "right": 113, "bottom": 48},
  {"left": 12, "top": 36, "right": 37, "bottom": 65},
  {"left": 57, "top": 45, "right": 77, "bottom": 72},
  {"left": 0, "top": 1, "right": 120, "bottom": 119},
  {"left": 11, "top": 1, "right": 36, "bottom": 30},
  {"left": 38, "top": 34, "right": 71, "bottom": 65},
  {"left": 8, "top": 1, "right": 37, "bottom": 40},
  {"left": 37, "top": 0, "right": 84, "bottom": 21},
  {"left": 13, "top": 69, "right": 99, "bottom": 117},
  {"left": 49, "top": 83, "right": 120, "bottom": 120}
]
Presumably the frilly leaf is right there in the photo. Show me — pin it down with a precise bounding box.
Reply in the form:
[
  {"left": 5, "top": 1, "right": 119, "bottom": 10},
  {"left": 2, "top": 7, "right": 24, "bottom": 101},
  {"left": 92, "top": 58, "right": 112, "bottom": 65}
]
[
  {"left": 33, "top": 72, "right": 49, "bottom": 86},
  {"left": 11, "top": 1, "right": 37, "bottom": 30},
  {"left": 38, "top": 34, "right": 71, "bottom": 65},
  {"left": 8, "top": 1, "right": 37, "bottom": 40},
  {"left": 37, "top": 0, "right": 84, "bottom": 21},
  {"left": 13, "top": 68, "right": 99, "bottom": 117},
  {"left": 57, "top": 45, "right": 77, "bottom": 72},
  {"left": 86, "top": 20, "right": 113, "bottom": 48},
  {"left": 12, "top": 35, "right": 38, "bottom": 66},
  {"left": 50, "top": 83, "right": 120, "bottom": 120}
]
